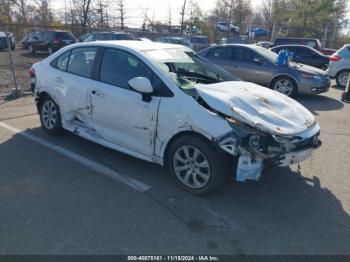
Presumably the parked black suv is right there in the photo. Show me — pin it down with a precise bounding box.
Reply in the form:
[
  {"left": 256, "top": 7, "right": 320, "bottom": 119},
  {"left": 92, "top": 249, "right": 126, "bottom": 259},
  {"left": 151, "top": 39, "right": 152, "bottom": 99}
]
[
  {"left": 80, "top": 31, "right": 137, "bottom": 42},
  {"left": 270, "top": 44, "right": 330, "bottom": 70},
  {"left": 28, "top": 31, "right": 76, "bottom": 55},
  {"left": 21, "top": 32, "right": 39, "bottom": 49}
]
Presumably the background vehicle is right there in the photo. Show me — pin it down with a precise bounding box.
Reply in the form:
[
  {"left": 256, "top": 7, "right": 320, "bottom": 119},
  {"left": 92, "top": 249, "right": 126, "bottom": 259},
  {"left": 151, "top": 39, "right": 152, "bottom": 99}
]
[
  {"left": 30, "top": 41, "right": 320, "bottom": 195},
  {"left": 189, "top": 36, "right": 209, "bottom": 51},
  {"left": 29, "top": 31, "right": 76, "bottom": 55},
  {"left": 155, "top": 37, "right": 193, "bottom": 49},
  {"left": 270, "top": 45, "right": 330, "bottom": 70},
  {"left": 198, "top": 44, "right": 330, "bottom": 97},
  {"left": 21, "top": 32, "right": 39, "bottom": 49},
  {"left": 0, "top": 32, "right": 15, "bottom": 51},
  {"left": 327, "top": 44, "right": 350, "bottom": 88},
  {"left": 273, "top": 37, "right": 336, "bottom": 55},
  {"left": 256, "top": 41, "right": 273, "bottom": 49},
  {"left": 251, "top": 28, "right": 269, "bottom": 38},
  {"left": 81, "top": 31, "right": 137, "bottom": 42},
  {"left": 216, "top": 22, "right": 240, "bottom": 33}
]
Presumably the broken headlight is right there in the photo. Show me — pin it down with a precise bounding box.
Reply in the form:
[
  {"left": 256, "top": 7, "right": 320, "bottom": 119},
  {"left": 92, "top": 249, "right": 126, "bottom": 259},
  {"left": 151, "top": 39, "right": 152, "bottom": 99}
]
[{"left": 226, "top": 117, "right": 283, "bottom": 159}]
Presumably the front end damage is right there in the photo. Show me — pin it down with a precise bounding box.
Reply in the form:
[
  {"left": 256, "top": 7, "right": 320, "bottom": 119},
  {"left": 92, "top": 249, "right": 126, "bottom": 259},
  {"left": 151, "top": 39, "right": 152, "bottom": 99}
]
[
  {"left": 213, "top": 118, "right": 321, "bottom": 182},
  {"left": 191, "top": 81, "right": 322, "bottom": 182}
]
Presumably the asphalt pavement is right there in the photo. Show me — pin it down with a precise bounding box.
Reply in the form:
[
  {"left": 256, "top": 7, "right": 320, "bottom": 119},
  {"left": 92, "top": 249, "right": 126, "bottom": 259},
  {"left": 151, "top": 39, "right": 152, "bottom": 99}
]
[{"left": 0, "top": 87, "right": 349, "bottom": 255}]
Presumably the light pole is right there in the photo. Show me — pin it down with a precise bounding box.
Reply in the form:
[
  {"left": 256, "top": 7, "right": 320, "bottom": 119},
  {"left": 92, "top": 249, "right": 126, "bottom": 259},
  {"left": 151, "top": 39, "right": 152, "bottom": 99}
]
[{"left": 341, "top": 73, "right": 350, "bottom": 103}]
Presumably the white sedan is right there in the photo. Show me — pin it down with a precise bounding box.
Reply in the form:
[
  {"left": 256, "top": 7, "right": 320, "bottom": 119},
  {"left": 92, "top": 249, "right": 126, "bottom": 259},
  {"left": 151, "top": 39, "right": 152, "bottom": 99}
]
[{"left": 30, "top": 41, "right": 321, "bottom": 195}]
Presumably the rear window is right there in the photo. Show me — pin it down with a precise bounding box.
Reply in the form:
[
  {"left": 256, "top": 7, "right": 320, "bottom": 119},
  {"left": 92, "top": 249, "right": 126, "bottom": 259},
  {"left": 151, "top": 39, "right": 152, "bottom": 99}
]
[
  {"left": 274, "top": 38, "right": 320, "bottom": 49},
  {"left": 191, "top": 37, "right": 208, "bottom": 44},
  {"left": 56, "top": 32, "right": 75, "bottom": 40},
  {"left": 111, "top": 34, "right": 136, "bottom": 40}
]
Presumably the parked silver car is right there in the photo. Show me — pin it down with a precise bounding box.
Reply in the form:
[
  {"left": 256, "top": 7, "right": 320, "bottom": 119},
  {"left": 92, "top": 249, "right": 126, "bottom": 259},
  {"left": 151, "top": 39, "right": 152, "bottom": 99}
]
[
  {"left": 198, "top": 44, "right": 331, "bottom": 97},
  {"left": 327, "top": 44, "right": 350, "bottom": 88}
]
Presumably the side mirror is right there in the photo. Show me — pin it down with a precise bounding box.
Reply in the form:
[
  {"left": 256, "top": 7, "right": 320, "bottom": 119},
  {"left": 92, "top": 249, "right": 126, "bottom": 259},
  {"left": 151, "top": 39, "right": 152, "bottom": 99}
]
[
  {"left": 253, "top": 57, "right": 264, "bottom": 65},
  {"left": 128, "top": 77, "right": 154, "bottom": 102}
]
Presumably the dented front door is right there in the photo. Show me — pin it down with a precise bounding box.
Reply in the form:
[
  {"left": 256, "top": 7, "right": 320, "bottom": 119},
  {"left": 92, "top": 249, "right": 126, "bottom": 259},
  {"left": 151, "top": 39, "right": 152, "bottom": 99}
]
[{"left": 91, "top": 82, "right": 160, "bottom": 157}]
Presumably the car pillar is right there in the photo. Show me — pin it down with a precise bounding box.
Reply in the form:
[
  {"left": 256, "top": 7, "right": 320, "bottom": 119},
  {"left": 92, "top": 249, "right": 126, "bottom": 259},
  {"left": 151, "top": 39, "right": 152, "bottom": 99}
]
[{"left": 341, "top": 74, "right": 350, "bottom": 104}]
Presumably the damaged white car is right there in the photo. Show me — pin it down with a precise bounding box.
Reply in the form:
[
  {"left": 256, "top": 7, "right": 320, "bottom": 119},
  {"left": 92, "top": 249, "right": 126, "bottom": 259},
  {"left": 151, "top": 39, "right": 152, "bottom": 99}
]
[{"left": 30, "top": 41, "right": 321, "bottom": 195}]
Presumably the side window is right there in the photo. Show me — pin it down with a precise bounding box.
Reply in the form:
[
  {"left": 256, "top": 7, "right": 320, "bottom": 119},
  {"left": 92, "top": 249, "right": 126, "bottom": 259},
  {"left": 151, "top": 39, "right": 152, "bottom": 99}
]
[
  {"left": 232, "top": 48, "right": 257, "bottom": 63},
  {"left": 67, "top": 47, "right": 98, "bottom": 78},
  {"left": 100, "top": 48, "right": 154, "bottom": 90},
  {"left": 207, "top": 47, "right": 230, "bottom": 60},
  {"left": 307, "top": 41, "right": 317, "bottom": 49},
  {"left": 83, "top": 34, "right": 94, "bottom": 42},
  {"left": 51, "top": 51, "right": 71, "bottom": 71}
]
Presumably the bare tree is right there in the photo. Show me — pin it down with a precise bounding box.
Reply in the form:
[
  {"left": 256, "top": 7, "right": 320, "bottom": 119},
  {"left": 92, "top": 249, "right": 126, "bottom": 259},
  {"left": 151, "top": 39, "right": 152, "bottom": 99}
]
[
  {"left": 33, "top": 0, "right": 53, "bottom": 26},
  {"left": 72, "top": 0, "right": 94, "bottom": 30},
  {"left": 180, "top": 0, "right": 187, "bottom": 35},
  {"left": 11, "top": 0, "right": 28, "bottom": 24},
  {"left": 117, "top": 0, "right": 125, "bottom": 30}
]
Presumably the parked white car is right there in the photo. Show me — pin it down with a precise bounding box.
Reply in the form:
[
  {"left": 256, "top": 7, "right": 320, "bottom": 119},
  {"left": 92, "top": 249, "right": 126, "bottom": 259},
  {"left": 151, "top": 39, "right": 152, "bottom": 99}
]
[
  {"left": 30, "top": 41, "right": 321, "bottom": 195},
  {"left": 327, "top": 44, "right": 350, "bottom": 88},
  {"left": 216, "top": 22, "right": 240, "bottom": 33}
]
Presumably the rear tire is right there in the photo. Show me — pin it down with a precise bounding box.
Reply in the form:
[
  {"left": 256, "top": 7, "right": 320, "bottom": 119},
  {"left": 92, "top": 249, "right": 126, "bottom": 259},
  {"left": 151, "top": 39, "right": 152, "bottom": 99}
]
[
  {"left": 271, "top": 76, "right": 297, "bottom": 97},
  {"left": 39, "top": 96, "right": 62, "bottom": 135},
  {"left": 167, "top": 135, "right": 231, "bottom": 195},
  {"left": 321, "top": 64, "right": 328, "bottom": 71},
  {"left": 336, "top": 70, "right": 350, "bottom": 89}
]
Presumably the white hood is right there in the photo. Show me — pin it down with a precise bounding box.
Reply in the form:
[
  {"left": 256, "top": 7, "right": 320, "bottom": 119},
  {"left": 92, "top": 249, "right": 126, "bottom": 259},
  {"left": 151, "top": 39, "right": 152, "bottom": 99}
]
[{"left": 195, "top": 81, "right": 315, "bottom": 136}]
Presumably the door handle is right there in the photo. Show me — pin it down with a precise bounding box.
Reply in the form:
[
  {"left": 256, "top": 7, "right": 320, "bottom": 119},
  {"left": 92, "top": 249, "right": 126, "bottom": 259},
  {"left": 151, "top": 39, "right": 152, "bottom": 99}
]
[{"left": 91, "top": 89, "right": 105, "bottom": 97}]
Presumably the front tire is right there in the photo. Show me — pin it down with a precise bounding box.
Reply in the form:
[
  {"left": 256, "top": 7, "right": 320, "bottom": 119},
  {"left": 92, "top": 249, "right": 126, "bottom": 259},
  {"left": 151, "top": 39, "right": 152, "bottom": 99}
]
[
  {"left": 336, "top": 70, "right": 350, "bottom": 89},
  {"left": 48, "top": 46, "right": 53, "bottom": 55},
  {"left": 28, "top": 44, "right": 35, "bottom": 54},
  {"left": 39, "top": 96, "right": 62, "bottom": 135},
  {"left": 167, "top": 135, "right": 230, "bottom": 195},
  {"left": 271, "top": 76, "right": 297, "bottom": 97}
]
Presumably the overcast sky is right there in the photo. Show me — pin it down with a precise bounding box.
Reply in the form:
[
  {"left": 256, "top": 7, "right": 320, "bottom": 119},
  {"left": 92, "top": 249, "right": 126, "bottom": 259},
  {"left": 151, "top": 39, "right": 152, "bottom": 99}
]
[
  {"left": 50, "top": 0, "right": 349, "bottom": 30},
  {"left": 50, "top": 0, "right": 263, "bottom": 27}
]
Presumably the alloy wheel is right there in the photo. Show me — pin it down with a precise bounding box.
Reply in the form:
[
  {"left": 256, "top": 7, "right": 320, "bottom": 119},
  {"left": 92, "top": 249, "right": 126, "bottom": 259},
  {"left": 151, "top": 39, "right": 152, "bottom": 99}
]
[
  {"left": 173, "top": 145, "right": 211, "bottom": 189},
  {"left": 41, "top": 100, "right": 57, "bottom": 130},
  {"left": 338, "top": 72, "right": 349, "bottom": 87},
  {"left": 273, "top": 79, "right": 294, "bottom": 96}
]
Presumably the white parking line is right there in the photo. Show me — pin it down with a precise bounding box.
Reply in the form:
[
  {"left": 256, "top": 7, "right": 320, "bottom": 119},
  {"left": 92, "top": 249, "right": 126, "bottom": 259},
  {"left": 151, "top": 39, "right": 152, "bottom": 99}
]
[{"left": 0, "top": 121, "right": 151, "bottom": 193}]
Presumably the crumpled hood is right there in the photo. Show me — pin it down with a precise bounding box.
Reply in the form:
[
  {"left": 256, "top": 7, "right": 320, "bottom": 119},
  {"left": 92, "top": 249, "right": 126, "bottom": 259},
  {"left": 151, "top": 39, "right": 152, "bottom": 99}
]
[{"left": 195, "top": 81, "right": 315, "bottom": 136}]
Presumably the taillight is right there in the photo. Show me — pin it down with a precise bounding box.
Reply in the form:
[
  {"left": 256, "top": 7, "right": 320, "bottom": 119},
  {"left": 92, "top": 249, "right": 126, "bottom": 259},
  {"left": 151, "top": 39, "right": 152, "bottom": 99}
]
[
  {"left": 28, "top": 68, "right": 35, "bottom": 78},
  {"left": 53, "top": 39, "right": 61, "bottom": 45},
  {"left": 330, "top": 55, "right": 341, "bottom": 62}
]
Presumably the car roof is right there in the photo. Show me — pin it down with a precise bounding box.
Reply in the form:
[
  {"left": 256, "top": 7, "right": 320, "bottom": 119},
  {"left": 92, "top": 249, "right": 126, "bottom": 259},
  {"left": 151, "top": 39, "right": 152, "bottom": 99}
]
[
  {"left": 93, "top": 31, "right": 131, "bottom": 34},
  {"left": 71, "top": 40, "right": 190, "bottom": 52},
  {"left": 274, "top": 37, "right": 318, "bottom": 40},
  {"left": 191, "top": 35, "right": 208, "bottom": 38},
  {"left": 273, "top": 44, "right": 312, "bottom": 49}
]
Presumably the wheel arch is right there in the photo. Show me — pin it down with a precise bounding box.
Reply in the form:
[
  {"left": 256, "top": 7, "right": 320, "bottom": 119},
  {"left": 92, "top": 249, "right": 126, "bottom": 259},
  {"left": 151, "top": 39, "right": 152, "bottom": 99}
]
[
  {"left": 36, "top": 91, "right": 56, "bottom": 111},
  {"left": 162, "top": 130, "right": 213, "bottom": 167}
]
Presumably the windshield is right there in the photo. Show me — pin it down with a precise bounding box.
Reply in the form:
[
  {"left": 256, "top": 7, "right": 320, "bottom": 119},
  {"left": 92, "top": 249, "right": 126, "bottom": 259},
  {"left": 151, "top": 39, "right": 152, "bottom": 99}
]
[
  {"left": 254, "top": 46, "right": 278, "bottom": 64},
  {"left": 143, "top": 48, "right": 238, "bottom": 90}
]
